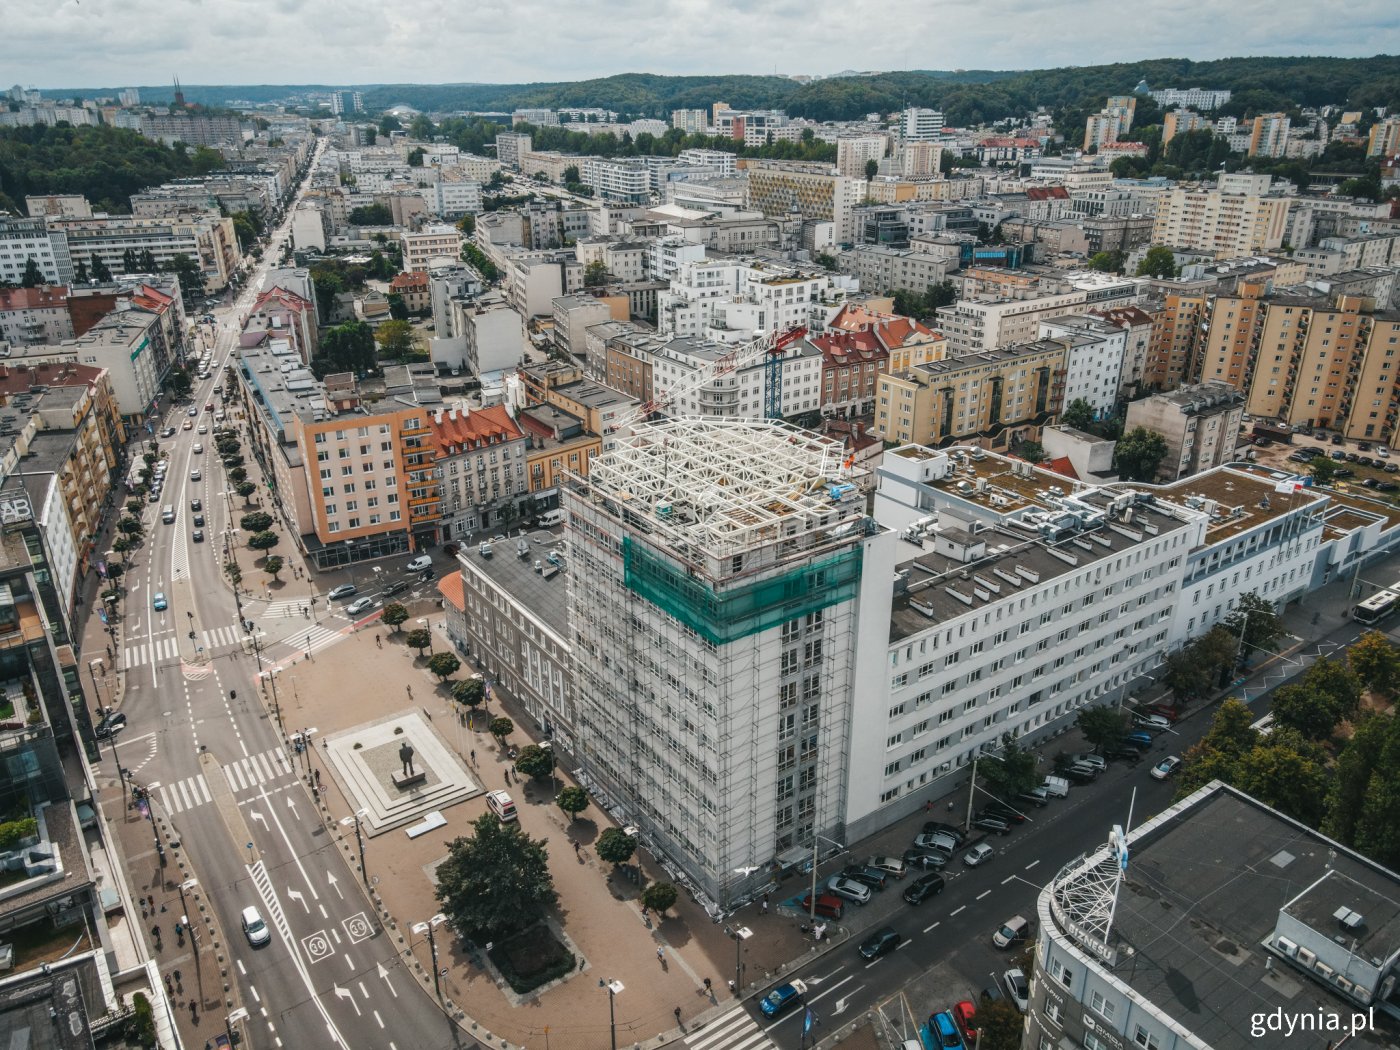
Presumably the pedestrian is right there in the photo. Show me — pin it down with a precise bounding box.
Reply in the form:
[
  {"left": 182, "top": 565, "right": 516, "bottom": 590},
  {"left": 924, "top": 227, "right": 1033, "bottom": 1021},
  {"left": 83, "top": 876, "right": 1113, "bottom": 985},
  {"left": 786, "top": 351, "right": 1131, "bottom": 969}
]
[
  {"left": 674, "top": 1006, "right": 682, "bottom": 1023},
  {"left": 375, "top": 634, "right": 382, "bottom": 649},
  {"left": 656, "top": 947, "right": 665, "bottom": 963},
  {"left": 761, "top": 897, "right": 769, "bottom": 914},
  {"left": 925, "top": 799, "right": 934, "bottom": 813},
  {"left": 703, "top": 977, "right": 712, "bottom": 994},
  {"left": 470, "top": 749, "right": 476, "bottom": 765}
]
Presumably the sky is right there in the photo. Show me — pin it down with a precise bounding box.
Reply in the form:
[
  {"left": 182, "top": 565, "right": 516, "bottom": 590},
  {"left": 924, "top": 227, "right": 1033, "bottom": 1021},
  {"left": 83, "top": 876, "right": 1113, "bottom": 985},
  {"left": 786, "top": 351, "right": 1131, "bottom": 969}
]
[{"left": 9, "top": 0, "right": 1400, "bottom": 88}]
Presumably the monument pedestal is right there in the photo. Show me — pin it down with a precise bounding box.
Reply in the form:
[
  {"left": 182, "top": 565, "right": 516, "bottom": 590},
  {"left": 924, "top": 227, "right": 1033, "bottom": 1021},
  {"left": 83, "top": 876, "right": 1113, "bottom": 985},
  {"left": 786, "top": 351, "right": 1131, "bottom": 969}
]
[{"left": 392, "top": 770, "right": 427, "bottom": 789}]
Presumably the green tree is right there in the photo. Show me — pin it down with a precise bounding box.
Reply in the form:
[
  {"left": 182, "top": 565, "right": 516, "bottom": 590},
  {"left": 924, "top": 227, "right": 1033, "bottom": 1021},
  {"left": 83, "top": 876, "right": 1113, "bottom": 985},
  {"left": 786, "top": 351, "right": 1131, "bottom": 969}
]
[
  {"left": 455, "top": 214, "right": 476, "bottom": 237},
  {"left": 595, "top": 826, "right": 637, "bottom": 867},
  {"left": 1113, "top": 426, "right": 1169, "bottom": 481},
  {"left": 556, "top": 785, "right": 588, "bottom": 823},
  {"left": 1271, "top": 657, "right": 1362, "bottom": 740},
  {"left": 865, "top": 157, "right": 880, "bottom": 182},
  {"left": 379, "top": 115, "right": 402, "bottom": 136},
  {"left": 1016, "top": 440, "right": 1046, "bottom": 464},
  {"left": 1326, "top": 714, "right": 1389, "bottom": 845},
  {"left": 489, "top": 715, "right": 515, "bottom": 745},
  {"left": 387, "top": 292, "right": 409, "bottom": 320},
  {"left": 117, "top": 516, "right": 143, "bottom": 536},
  {"left": 240, "top": 511, "right": 273, "bottom": 533},
  {"left": 89, "top": 254, "right": 112, "bottom": 282},
  {"left": 165, "top": 366, "right": 192, "bottom": 399},
  {"left": 162, "top": 253, "right": 206, "bottom": 302},
  {"left": 641, "top": 881, "right": 679, "bottom": 916},
  {"left": 247, "top": 530, "right": 279, "bottom": 553},
  {"left": 1135, "top": 246, "right": 1178, "bottom": 279},
  {"left": 452, "top": 676, "right": 485, "bottom": 714},
  {"left": 1223, "top": 592, "right": 1285, "bottom": 666},
  {"left": 121, "top": 247, "right": 138, "bottom": 274},
  {"left": 221, "top": 453, "right": 245, "bottom": 470},
  {"left": 236, "top": 481, "right": 257, "bottom": 503},
  {"left": 976, "top": 993, "right": 1025, "bottom": 1050},
  {"left": 514, "top": 744, "right": 555, "bottom": 782},
  {"left": 1163, "top": 645, "right": 1217, "bottom": 702},
  {"left": 407, "top": 147, "right": 426, "bottom": 167},
  {"left": 1087, "top": 249, "right": 1125, "bottom": 274},
  {"left": 73, "top": 258, "right": 89, "bottom": 284},
  {"left": 409, "top": 113, "right": 435, "bottom": 139},
  {"left": 348, "top": 203, "right": 393, "bottom": 226},
  {"left": 583, "top": 259, "right": 609, "bottom": 287},
  {"left": 1076, "top": 706, "right": 1128, "bottom": 752},
  {"left": 374, "top": 319, "right": 417, "bottom": 360},
  {"left": 1348, "top": 630, "right": 1400, "bottom": 697},
  {"left": 562, "top": 164, "right": 581, "bottom": 184},
  {"left": 111, "top": 535, "right": 135, "bottom": 558},
  {"left": 460, "top": 242, "right": 501, "bottom": 282},
  {"left": 1060, "top": 398, "right": 1095, "bottom": 430},
  {"left": 405, "top": 627, "right": 432, "bottom": 655},
  {"left": 225, "top": 559, "right": 242, "bottom": 588},
  {"left": 435, "top": 813, "right": 557, "bottom": 940},
  {"left": 1231, "top": 729, "right": 1330, "bottom": 825},
  {"left": 381, "top": 602, "right": 409, "bottom": 633},
  {"left": 814, "top": 252, "right": 838, "bottom": 271},
  {"left": 263, "top": 555, "right": 284, "bottom": 581},
  {"left": 20, "top": 257, "right": 43, "bottom": 287},
  {"left": 1308, "top": 456, "right": 1340, "bottom": 486},
  {"left": 978, "top": 737, "right": 1040, "bottom": 798},
  {"left": 428, "top": 651, "right": 461, "bottom": 680},
  {"left": 228, "top": 465, "right": 248, "bottom": 483}
]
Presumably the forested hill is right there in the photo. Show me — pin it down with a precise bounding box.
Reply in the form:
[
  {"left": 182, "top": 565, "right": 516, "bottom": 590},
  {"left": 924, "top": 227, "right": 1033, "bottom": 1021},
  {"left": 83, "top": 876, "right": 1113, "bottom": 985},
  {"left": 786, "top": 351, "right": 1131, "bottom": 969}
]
[{"left": 45, "top": 55, "right": 1400, "bottom": 123}]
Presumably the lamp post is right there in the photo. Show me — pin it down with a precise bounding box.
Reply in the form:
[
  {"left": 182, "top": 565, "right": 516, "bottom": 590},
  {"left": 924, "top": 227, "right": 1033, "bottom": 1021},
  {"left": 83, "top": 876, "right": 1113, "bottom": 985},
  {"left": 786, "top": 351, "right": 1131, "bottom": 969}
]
[
  {"left": 806, "top": 835, "right": 846, "bottom": 922},
  {"left": 722, "top": 925, "right": 751, "bottom": 993},
  {"left": 411, "top": 914, "right": 448, "bottom": 1001},
  {"left": 87, "top": 659, "right": 106, "bottom": 759},
  {"left": 340, "top": 809, "right": 368, "bottom": 885},
  {"left": 599, "top": 978, "right": 624, "bottom": 1050},
  {"left": 177, "top": 877, "right": 198, "bottom": 916}
]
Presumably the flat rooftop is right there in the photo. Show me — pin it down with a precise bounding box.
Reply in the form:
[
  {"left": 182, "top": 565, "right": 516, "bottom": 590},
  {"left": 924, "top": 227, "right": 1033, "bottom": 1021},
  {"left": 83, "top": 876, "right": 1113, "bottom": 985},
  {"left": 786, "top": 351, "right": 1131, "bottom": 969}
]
[
  {"left": 1156, "top": 464, "right": 1325, "bottom": 544},
  {"left": 1050, "top": 786, "right": 1400, "bottom": 1049},
  {"left": 455, "top": 527, "right": 570, "bottom": 637}
]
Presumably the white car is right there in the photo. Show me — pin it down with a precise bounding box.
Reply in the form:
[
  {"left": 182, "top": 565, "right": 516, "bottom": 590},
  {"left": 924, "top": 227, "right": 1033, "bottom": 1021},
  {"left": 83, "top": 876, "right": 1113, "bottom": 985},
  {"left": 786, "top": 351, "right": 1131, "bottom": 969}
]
[
  {"left": 1003, "top": 967, "right": 1029, "bottom": 1011},
  {"left": 1150, "top": 756, "right": 1182, "bottom": 780},
  {"left": 963, "top": 842, "right": 995, "bottom": 867},
  {"left": 193, "top": 443, "right": 203, "bottom": 454},
  {"left": 1133, "top": 713, "right": 1172, "bottom": 732},
  {"left": 241, "top": 905, "right": 270, "bottom": 947}
]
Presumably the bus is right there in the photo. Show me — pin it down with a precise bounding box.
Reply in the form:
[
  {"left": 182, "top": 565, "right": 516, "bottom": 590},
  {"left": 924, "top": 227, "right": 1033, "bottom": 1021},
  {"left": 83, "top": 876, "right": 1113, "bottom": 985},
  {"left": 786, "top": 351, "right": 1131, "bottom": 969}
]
[{"left": 1353, "top": 587, "right": 1400, "bottom": 626}]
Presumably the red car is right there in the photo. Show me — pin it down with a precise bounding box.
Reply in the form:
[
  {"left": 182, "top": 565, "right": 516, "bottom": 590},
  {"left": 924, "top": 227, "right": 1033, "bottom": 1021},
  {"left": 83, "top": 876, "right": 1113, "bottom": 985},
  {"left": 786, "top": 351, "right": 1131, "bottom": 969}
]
[
  {"left": 1145, "top": 702, "right": 1184, "bottom": 722},
  {"left": 799, "top": 893, "right": 845, "bottom": 920},
  {"left": 953, "top": 999, "right": 978, "bottom": 1044}
]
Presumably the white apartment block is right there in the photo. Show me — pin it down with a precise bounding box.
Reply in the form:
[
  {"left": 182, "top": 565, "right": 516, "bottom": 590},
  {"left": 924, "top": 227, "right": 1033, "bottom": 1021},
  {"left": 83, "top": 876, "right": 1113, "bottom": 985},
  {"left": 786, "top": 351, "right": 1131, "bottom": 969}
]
[
  {"left": 901, "top": 108, "right": 945, "bottom": 141},
  {"left": 400, "top": 224, "right": 463, "bottom": 273},
  {"left": 460, "top": 292, "right": 525, "bottom": 377},
  {"left": 649, "top": 335, "right": 824, "bottom": 420},
  {"left": 1149, "top": 87, "right": 1231, "bottom": 110},
  {"left": 564, "top": 419, "right": 894, "bottom": 908},
  {"left": 676, "top": 149, "right": 737, "bottom": 176},
  {"left": 648, "top": 236, "right": 707, "bottom": 283},
  {"left": 290, "top": 202, "right": 328, "bottom": 252},
  {"left": 835, "top": 135, "right": 888, "bottom": 179},
  {"left": 575, "top": 239, "right": 650, "bottom": 284},
  {"left": 0, "top": 217, "right": 70, "bottom": 285},
  {"left": 431, "top": 179, "right": 482, "bottom": 220},
  {"left": 512, "top": 108, "right": 558, "bottom": 126},
  {"left": 1038, "top": 314, "right": 1128, "bottom": 418},
  {"left": 846, "top": 245, "right": 950, "bottom": 296},
  {"left": 54, "top": 214, "right": 242, "bottom": 292},
  {"left": 494, "top": 132, "right": 532, "bottom": 169},
  {"left": 579, "top": 159, "right": 651, "bottom": 204},
  {"left": 658, "top": 259, "right": 834, "bottom": 340},
  {"left": 938, "top": 290, "right": 1091, "bottom": 355},
  {"left": 671, "top": 110, "right": 710, "bottom": 134}
]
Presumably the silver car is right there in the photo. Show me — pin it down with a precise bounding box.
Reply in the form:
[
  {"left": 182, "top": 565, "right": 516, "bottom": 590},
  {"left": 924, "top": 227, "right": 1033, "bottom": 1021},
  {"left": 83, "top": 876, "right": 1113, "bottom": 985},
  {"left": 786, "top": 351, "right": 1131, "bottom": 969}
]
[{"left": 824, "top": 875, "right": 872, "bottom": 905}]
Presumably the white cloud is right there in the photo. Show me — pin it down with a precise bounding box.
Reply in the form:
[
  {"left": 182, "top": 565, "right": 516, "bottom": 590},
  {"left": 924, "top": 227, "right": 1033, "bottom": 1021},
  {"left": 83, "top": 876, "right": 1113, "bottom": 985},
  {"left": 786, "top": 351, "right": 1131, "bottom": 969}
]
[{"left": 6, "top": 0, "right": 1398, "bottom": 87}]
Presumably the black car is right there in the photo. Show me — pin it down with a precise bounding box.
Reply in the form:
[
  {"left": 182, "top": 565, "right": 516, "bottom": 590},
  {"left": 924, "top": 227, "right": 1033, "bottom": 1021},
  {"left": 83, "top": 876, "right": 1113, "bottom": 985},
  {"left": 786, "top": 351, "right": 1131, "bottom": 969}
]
[
  {"left": 841, "top": 865, "right": 888, "bottom": 891},
  {"left": 857, "top": 926, "right": 902, "bottom": 960},
  {"left": 972, "top": 815, "right": 1012, "bottom": 835},
  {"left": 902, "top": 848, "right": 948, "bottom": 871},
  {"left": 1380, "top": 481, "right": 1400, "bottom": 493},
  {"left": 192, "top": 529, "right": 205, "bottom": 543},
  {"left": 1117, "top": 735, "right": 1153, "bottom": 752},
  {"left": 1063, "top": 766, "right": 1099, "bottom": 785},
  {"left": 382, "top": 580, "right": 409, "bottom": 597},
  {"left": 191, "top": 498, "right": 202, "bottom": 511},
  {"left": 193, "top": 514, "right": 205, "bottom": 527},
  {"left": 903, "top": 872, "right": 946, "bottom": 905},
  {"left": 94, "top": 712, "right": 128, "bottom": 738},
  {"left": 1103, "top": 746, "right": 1144, "bottom": 762},
  {"left": 982, "top": 801, "right": 1028, "bottom": 824},
  {"left": 921, "top": 821, "right": 966, "bottom": 844},
  {"left": 1335, "top": 467, "right": 1356, "bottom": 478}
]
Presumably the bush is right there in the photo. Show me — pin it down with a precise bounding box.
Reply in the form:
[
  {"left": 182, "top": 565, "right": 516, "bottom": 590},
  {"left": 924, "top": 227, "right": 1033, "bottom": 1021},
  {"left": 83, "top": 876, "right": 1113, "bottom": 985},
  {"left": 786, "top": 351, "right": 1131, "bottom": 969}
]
[
  {"left": 0, "top": 816, "right": 38, "bottom": 850},
  {"left": 487, "top": 922, "right": 575, "bottom": 994}
]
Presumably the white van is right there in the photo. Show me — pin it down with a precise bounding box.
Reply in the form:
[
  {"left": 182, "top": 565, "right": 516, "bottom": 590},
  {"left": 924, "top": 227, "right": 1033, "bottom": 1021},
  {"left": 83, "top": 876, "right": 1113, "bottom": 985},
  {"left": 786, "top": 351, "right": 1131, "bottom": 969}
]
[
  {"left": 486, "top": 789, "right": 517, "bottom": 822},
  {"left": 406, "top": 555, "right": 432, "bottom": 573},
  {"left": 538, "top": 509, "right": 566, "bottom": 527}
]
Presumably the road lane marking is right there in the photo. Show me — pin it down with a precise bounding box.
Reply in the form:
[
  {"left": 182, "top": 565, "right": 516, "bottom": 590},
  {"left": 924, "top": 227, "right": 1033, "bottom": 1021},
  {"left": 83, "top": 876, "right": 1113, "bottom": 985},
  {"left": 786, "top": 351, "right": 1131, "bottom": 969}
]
[
  {"left": 249, "top": 984, "right": 259, "bottom": 1002},
  {"left": 1024, "top": 859, "right": 1040, "bottom": 869},
  {"left": 922, "top": 920, "right": 940, "bottom": 934},
  {"left": 236, "top": 960, "right": 246, "bottom": 975},
  {"left": 1002, "top": 876, "right": 1016, "bottom": 884},
  {"left": 950, "top": 905, "right": 965, "bottom": 916},
  {"left": 374, "top": 1010, "right": 384, "bottom": 1029},
  {"left": 976, "top": 890, "right": 991, "bottom": 900}
]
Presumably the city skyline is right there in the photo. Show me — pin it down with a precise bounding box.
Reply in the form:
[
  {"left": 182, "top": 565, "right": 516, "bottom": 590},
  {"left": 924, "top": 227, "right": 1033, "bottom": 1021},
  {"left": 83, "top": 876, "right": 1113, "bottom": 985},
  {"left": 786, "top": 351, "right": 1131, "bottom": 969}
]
[{"left": 9, "top": 0, "right": 1400, "bottom": 89}]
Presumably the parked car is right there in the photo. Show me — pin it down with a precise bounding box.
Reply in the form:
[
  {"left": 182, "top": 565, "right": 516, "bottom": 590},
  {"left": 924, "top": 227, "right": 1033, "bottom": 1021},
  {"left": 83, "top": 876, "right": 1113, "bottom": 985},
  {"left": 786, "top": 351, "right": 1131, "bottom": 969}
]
[
  {"left": 1003, "top": 968, "right": 1029, "bottom": 1012},
  {"left": 1151, "top": 756, "right": 1183, "bottom": 780},
  {"left": 1042, "top": 775, "right": 1071, "bottom": 798},
  {"left": 1063, "top": 765, "right": 1099, "bottom": 784},
  {"left": 929, "top": 1011, "right": 966, "bottom": 1049},
  {"left": 971, "top": 814, "right": 1012, "bottom": 836},
  {"left": 902, "top": 848, "right": 947, "bottom": 871},
  {"left": 1132, "top": 713, "right": 1173, "bottom": 732},
  {"left": 913, "top": 832, "right": 959, "bottom": 855},
  {"left": 840, "top": 865, "right": 888, "bottom": 891},
  {"left": 328, "top": 584, "right": 357, "bottom": 600},
  {"left": 993, "top": 915, "right": 1032, "bottom": 949},
  {"left": 921, "top": 821, "right": 966, "bottom": 844},
  {"left": 1125, "top": 729, "right": 1155, "bottom": 747},
  {"left": 963, "top": 842, "right": 995, "bottom": 867},
  {"left": 1380, "top": 481, "right": 1400, "bottom": 493},
  {"left": 152, "top": 592, "right": 168, "bottom": 611},
  {"left": 1068, "top": 753, "right": 1107, "bottom": 772},
  {"left": 858, "top": 926, "right": 902, "bottom": 960},
  {"left": 1016, "top": 787, "right": 1050, "bottom": 808},
  {"left": 866, "top": 855, "right": 908, "bottom": 880},
  {"left": 160, "top": 426, "right": 176, "bottom": 438},
  {"left": 1330, "top": 449, "right": 1346, "bottom": 460},
  {"left": 1115, "top": 737, "right": 1152, "bottom": 754},
  {"left": 952, "top": 1000, "right": 978, "bottom": 1045},
  {"left": 981, "top": 801, "right": 1026, "bottom": 824},
  {"left": 1103, "top": 745, "right": 1144, "bottom": 762},
  {"left": 1145, "top": 702, "right": 1184, "bottom": 722},
  {"left": 345, "top": 596, "right": 374, "bottom": 616},
  {"left": 94, "top": 712, "right": 128, "bottom": 738},
  {"left": 1336, "top": 467, "right": 1356, "bottom": 478},
  {"left": 825, "top": 876, "right": 872, "bottom": 905},
  {"left": 903, "top": 872, "right": 946, "bottom": 905},
  {"left": 799, "top": 893, "right": 844, "bottom": 920},
  {"left": 1359, "top": 442, "right": 1372, "bottom": 452},
  {"left": 241, "top": 906, "right": 270, "bottom": 947},
  {"left": 759, "top": 979, "right": 808, "bottom": 1019}
]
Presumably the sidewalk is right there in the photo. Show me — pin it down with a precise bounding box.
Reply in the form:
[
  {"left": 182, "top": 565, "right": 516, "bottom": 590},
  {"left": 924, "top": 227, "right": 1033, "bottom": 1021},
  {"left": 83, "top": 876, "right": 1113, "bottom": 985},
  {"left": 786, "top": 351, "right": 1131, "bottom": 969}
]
[{"left": 273, "top": 621, "right": 839, "bottom": 1050}]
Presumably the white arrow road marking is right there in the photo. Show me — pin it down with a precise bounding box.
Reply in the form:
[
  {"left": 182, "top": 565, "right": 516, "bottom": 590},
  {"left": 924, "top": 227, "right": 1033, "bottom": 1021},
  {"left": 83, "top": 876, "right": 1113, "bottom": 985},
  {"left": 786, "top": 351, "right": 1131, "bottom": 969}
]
[
  {"left": 255, "top": 783, "right": 320, "bottom": 899},
  {"left": 377, "top": 962, "right": 398, "bottom": 997},
  {"left": 832, "top": 993, "right": 855, "bottom": 1016},
  {"left": 333, "top": 985, "right": 361, "bottom": 1016},
  {"left": 327, "top": 872, "right": 343, "bottom": 899},
  {"left": 287, "top": 796, "right": 299, "bottom": 817},
  {"left": 287, "top": 888, "right": 307, "bottom": 912},
  {"left": 250, "top": 810, "right": 267, "bottom": 827}
]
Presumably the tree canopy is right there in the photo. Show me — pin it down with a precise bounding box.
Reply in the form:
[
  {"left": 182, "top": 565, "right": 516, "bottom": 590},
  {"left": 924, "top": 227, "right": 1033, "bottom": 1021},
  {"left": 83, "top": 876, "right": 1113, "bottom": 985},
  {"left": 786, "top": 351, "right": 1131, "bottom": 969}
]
[
  {"left": 435, "top": 813, "right": 557, "bottom": 940},
  {"left": 1113, "top": 427, "right": 1169, "bottom": 481}
]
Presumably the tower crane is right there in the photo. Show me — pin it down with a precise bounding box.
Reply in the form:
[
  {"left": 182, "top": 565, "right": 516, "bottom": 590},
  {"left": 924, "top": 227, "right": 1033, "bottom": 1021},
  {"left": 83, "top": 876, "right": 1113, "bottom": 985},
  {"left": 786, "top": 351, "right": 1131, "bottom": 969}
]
[{"left": 607, "top": 324, "right": 809, "bottom": 435}]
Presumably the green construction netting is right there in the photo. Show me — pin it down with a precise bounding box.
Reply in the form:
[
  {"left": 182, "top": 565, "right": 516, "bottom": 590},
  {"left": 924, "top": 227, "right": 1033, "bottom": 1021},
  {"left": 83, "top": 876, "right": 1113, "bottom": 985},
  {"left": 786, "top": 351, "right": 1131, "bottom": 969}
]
[{"left": 623, "top": 537, "right": 863, "bottom": 644}]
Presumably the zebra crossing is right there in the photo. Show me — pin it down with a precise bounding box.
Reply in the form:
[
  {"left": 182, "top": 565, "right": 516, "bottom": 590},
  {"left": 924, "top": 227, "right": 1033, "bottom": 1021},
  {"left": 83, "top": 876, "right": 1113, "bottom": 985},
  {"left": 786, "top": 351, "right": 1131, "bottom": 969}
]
[
  {"left": 270, "top": 622, "right": 347, "bottom": 660},
  {"left": 124, "top": 625, "right": 245, "bottom": 668},
  {"left": 261, "top": 598, "right": 309, "bottom": 619},
  {"left": 155, "top": 746, "right": 295, "bottom": 815},
  {"left": 683, "top": 1007, "right": 777, "bottom": 1050}
]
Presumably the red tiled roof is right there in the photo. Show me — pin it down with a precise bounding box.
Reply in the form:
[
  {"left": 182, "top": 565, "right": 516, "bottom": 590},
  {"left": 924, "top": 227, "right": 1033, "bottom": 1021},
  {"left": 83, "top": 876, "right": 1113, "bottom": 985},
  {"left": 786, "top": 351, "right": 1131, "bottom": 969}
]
[
  {"left": 427, "top": 404, "right": 524, "bottom": 454},
  {"left": 1090, "top": 306, "right": 1154, "bottom": 327},
  {"left": 254, "top": 286, "right": 312, "bottom": 313},
  {"left": 1045, "top": 456, "right": 1080, "bottom": 481},
  {"left": 437, "top": 572, "right": 465, "bottom": 612},
  {"left": 1025, "top": 186, "right": 1070, "bottom": 201},
  {"left": 128, "top": 283, "right": 175, "bottom": 314},
  {"left": 389, "top": 272, "right": 430, "bottom": 291},
  {"left": 811, "top": 329, "right": 885, "bottom": 365},
  {"left": 0, "top": 286, "right": 69, "bottom": 311},
  {"left": 828, "top": 305, "right": 935, "bottom": 350}
]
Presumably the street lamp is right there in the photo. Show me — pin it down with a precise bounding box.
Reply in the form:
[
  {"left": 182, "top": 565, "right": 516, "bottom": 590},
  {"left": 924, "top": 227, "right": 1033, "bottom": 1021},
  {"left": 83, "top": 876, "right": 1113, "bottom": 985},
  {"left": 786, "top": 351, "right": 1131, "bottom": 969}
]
[
  {"left": 87, "top": 659, "right": 106, "bottom": 759},
  {"left": 806, "top": 835, "right": 846, "bottom": 922},
  {"left": 599, "top": 978, "right": 624, "bottom": 1050},
  {"left": 340, "top": 809, "right": 368, "bottom": 886},
  {"left": 722, "top": 925, "right": 751, "bottom": 993},
  {"left": 178, "top": 877, "right": 198, "bottom": 916},
  {"left": 411, "top": 914, "right": 448, "bottom": 1001}
]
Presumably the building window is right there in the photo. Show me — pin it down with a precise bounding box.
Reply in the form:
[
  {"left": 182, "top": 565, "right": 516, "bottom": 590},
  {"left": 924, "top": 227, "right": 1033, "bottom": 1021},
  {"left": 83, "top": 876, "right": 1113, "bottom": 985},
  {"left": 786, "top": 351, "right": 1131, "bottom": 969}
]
[
  {"left": 1132, "top": 1026, "right": 1161, "bottom": 1050},
  {"left": 1089, "top": 990, "right": 1116, "bottom": 1021}
]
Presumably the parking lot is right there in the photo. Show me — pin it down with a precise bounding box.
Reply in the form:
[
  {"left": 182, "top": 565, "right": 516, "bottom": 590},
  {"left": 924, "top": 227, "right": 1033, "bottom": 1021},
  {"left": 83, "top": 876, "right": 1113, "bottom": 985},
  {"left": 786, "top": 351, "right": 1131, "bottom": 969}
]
[{"left": 1244, "top": 424, "right": 1400, "bottom": 499}]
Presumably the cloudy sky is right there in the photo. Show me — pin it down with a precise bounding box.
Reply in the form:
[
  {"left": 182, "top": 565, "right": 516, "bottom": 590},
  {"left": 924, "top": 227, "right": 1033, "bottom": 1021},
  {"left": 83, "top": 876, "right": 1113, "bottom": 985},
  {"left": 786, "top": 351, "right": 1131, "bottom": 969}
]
[{"left": 9, "top": 0, "right": 1400, "bottom": 88}]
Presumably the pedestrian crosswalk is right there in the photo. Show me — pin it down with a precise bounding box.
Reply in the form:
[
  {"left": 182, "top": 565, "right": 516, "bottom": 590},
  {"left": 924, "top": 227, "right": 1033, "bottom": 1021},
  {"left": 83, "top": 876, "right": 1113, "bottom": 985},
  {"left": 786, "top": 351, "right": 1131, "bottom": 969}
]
[
  {"left": 684, "top": 1007, "right": 777, "bottom": 1050},
  {"left": 155, "top": 746, "right": 295, "bottom": 815},
  {"left": 261, "top": 599, "right": 309, "bottom": 619},
  {"left": 270, "top": 622, "right": 346, "bottom": 660},
  {"left": 124, "top": 625, "right": 245, "bottom": 668}
]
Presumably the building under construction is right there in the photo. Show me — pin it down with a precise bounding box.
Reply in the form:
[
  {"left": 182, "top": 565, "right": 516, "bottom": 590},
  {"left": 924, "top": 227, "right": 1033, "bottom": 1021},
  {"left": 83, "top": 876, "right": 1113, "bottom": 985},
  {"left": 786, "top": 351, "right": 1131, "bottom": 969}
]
[{"left": 563, "top": 418, "right": 895, "bottom": 912}]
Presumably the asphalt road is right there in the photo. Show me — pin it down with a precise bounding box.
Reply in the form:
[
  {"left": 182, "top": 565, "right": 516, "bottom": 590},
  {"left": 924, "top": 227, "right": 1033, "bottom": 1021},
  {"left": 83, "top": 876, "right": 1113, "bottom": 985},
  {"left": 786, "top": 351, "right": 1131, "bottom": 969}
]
[{"left": 105, "top": 142, "right": 475, "bottom": 1050}]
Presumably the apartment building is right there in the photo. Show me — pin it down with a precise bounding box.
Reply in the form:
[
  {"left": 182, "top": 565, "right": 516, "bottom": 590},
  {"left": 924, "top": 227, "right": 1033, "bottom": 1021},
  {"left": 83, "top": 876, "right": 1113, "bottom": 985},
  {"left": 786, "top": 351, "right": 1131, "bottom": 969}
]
[
  {"left": 495, "top": 132, "right": 532, "bottom": 169},
  {"left": 431, "top": 178, "right": 482, "bottom": 220},
  {"left": 675, "top": 148, "right": 737, "bottom": 175},
  {"left": 1087, "top": 304, "right": 1155, "bottom": 400},
  {"left": 1037, "top": 314, "right": 1128, "bottom": 418},
  {"left": 650, "top": 334, "right": 823, "bottom": 420},
  {"left": 741, "top": 160, "right": 863, "bottom": 244},
  {"left": 139, "top": 112, "right": 245, "bottom": 147},
  {"left": 657, "top": 259, "right": 835, "bottom": 340},
  {"left": 873, "top": 340, "right": 1066, "bottom": 450},
  {"left": 428, "top": 404, "right": 529, "bottom": 537},
  {"left": 388, "top": 270, "right": 431, "bottom": 315},
  {"left": 53, "top": 213, "right": 242, "bottom": 292},
  {"left": 503, "top": 250, "right": 582, "bottom": 318},
  {"left": 24, "top": 195, "right": 93, "bottom": 219},
  {"left": 0, "top": 286, "right": 74, "bottom": 346},
  {"left": 825, "top": 303, "right": 946, "bottom": 372},
  {"left": 243, "top": 285, "right": 318, "bottom": 365},
  {"left": 845, "top": 245, "right": 950, "bottom": 295},
  {"left": 0, "top": 217, "right": 71, "bottom": 286},
  {"left": 1151, "top": 173, "right": 1290, "bottom": 257},
  {"left": 579, "top": 158, "right": 651, "bottom": 204},
  {"left": 1150, "top": 86, "right": 1231, "bottom": 109},
  {"left": 1248, "top": 112, "right": 1292, "bottom": 158},
  {"left": 575, "top": 239, "right": 650, "bottom": 284},
  {"left": 835, "top": 134, "right": 888, "bottom": 179},
  {"left": 400, "top": 224, "right": 463, "bottom": 274},
  {"left": 524, "top": 199, "right": 593, "bottom": 250},
  {"left": 937, "top": 290, "right": 1091, "bottom": 355},
  {"left": 565, "top": 419, "right": 894, "bottom": 909},
  {"left": 1162, "top": 107, "right": 1207, "bottom": 145},
  {"left": 901, "top": 108, "right": 945, "bottom": 141},
  {"left": 671, "top": 110, "right": 710, "bottom": 134},
  {"left": 1124, "top": 380, "right": 1246, "bottom": 480},
  {"left": 550, "top": 293, "right": 613, "bottom": 357},
  {"left": 1367, "top": 115, "right": 1400, "bottom": 158}
]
